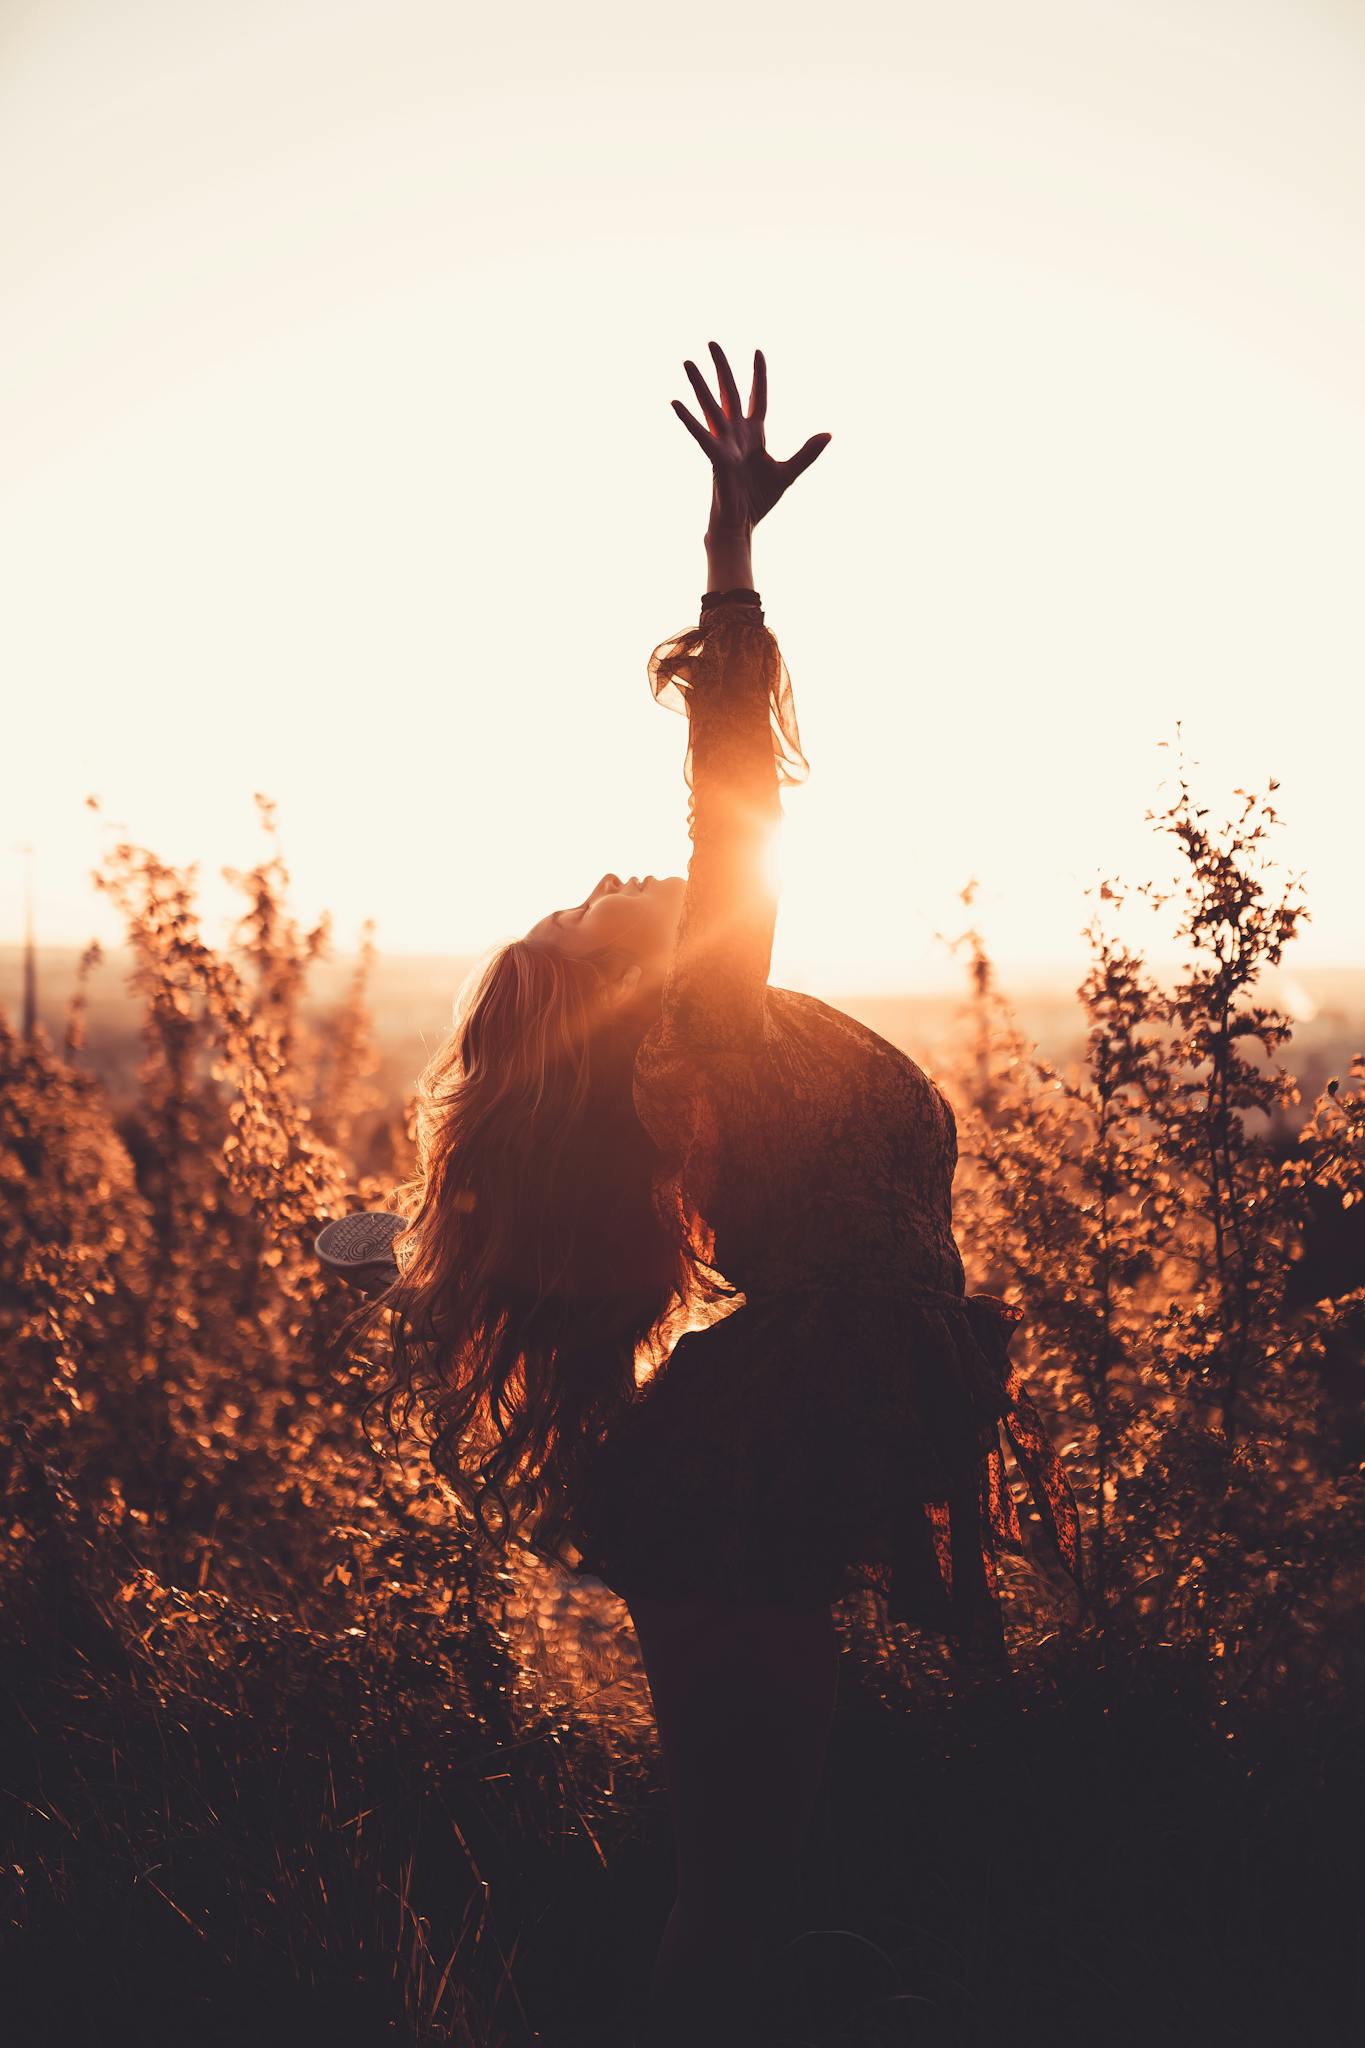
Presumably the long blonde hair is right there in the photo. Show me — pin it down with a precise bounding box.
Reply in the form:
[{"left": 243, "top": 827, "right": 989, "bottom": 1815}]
[{"left": 353, "top": 934, "right": 732, "bottom": 1559}]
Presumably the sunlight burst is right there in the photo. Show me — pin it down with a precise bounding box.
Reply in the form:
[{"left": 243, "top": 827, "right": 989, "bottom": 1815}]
[{"left": 759, "top": 818, "right": 784, "bottom": 902}]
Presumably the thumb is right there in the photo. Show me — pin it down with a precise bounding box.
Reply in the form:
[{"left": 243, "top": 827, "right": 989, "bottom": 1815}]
[{"left": 781, "top": 432, "right": 833, "bottom": 486}]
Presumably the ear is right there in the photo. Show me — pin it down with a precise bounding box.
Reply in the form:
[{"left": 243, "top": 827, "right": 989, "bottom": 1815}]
[{"left": 611, "top": 963, "right": 644, "bottom": 1008}]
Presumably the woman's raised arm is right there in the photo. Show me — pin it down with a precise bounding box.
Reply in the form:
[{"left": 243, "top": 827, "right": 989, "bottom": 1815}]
[
  {"left": 650, "top": 598, "right": 790, "bottom": 1052},
  {"left": 647, "top": 345, "right": 830, "bottom": 1053}
]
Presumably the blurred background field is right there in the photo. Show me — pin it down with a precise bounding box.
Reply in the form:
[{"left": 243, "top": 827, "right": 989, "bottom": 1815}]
[{"left": 5, "top": 942, "right": 1362, "bottom": 1160}]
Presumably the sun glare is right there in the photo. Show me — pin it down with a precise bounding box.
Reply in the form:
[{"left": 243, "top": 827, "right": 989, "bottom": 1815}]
[
  {"left": 759, "top": 818, "right": 784, "bottom": 903},
  {"left": 1, "top": 2, "right": 1361, "bottom": 989}
]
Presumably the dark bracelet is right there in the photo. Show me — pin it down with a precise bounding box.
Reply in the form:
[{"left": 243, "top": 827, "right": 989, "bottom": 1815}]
[{"left": 700, "top": 586, "right": 763, "bottom": 614}]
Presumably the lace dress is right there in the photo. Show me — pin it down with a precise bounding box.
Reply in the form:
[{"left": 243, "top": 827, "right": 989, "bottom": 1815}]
[{"left": 567, "top": 601, "right": 1083, "bottom": 1653}]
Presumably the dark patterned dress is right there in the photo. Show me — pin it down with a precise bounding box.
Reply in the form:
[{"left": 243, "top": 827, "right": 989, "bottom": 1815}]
[{"left": 569, "top": 599, "right": 1083, "bottom": 1653}]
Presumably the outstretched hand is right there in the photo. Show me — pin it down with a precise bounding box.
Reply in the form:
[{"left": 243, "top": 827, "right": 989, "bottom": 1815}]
[{"left": 673, "top": 342, "right": 831, "bottom": 532}]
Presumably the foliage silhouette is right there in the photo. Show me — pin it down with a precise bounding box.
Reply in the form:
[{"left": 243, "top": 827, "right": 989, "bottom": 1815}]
[{"left": 2, "top": 762, "right": 1362, "bottom": 2043}]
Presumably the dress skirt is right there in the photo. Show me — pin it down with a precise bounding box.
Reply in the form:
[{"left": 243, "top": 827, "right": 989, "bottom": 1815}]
[{"left": 568, "top": 1282, "right": 1084, "bottom": 1655}]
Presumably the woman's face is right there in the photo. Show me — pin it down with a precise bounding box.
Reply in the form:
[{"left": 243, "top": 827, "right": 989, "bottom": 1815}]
[{"left": 525, "top": 872, "right": 687, "bottom": 987}]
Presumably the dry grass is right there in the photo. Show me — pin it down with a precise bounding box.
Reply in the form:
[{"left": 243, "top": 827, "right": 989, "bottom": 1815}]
[{"left": 2, "top": 775, "right": 1362, "bottom": 2044}]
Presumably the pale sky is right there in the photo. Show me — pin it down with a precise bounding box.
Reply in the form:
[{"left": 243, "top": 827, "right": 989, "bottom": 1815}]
[{"left": 3, "top": 0, "right": 1362, "bottom": 993}]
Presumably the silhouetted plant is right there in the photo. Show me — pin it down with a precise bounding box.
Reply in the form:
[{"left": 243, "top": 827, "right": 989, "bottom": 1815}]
[
  {"left": 942, "top": 747, "right": 1364, "bottom": 1688},
  {"left": 1, "top": 807, "right": 622, "bottom": 2043},
  {"left": 4, "top": 759, "right": 1362, "bottom": 2041}
]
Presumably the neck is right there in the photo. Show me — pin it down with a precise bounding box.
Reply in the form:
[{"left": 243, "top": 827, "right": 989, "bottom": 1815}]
[{"left": 609, "top": 985, "right": 664, "bottom": 1052}]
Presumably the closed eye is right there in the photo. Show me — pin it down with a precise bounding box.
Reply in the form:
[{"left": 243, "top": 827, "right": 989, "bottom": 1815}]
[{"left": 551, "top": 876, "right": 616, "bottom": 928}]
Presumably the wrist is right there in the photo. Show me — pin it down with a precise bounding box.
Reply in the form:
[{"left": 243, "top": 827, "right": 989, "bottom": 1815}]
[{"left": 704, "top": 526, "right": 754, "bottom": 590}]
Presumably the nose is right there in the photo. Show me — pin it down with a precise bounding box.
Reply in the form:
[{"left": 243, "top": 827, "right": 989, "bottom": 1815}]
[{"left": 589, "top": 872, "right": 649, "bottom": 902}]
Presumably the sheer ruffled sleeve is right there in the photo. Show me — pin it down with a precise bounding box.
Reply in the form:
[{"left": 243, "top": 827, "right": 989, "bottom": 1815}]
[
  {"left": 647, "top": 602, "right": 807, "bottom": 1048},
  {"left": 632, "top": 602, "right": 808, "bottom": 1253}
]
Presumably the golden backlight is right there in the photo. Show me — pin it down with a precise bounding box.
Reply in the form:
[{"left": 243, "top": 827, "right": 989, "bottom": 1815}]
[
  {"left": 1, "top": 2, "right": 1361, "bottom": 992},
  {"left": 759, "top": 820, "right": 784, "bottom": 911}
]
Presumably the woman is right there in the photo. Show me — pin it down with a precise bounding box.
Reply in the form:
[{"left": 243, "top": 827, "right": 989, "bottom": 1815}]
[{"left": 341, "top": 343, "right": 1083, "bottom": 2045}]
